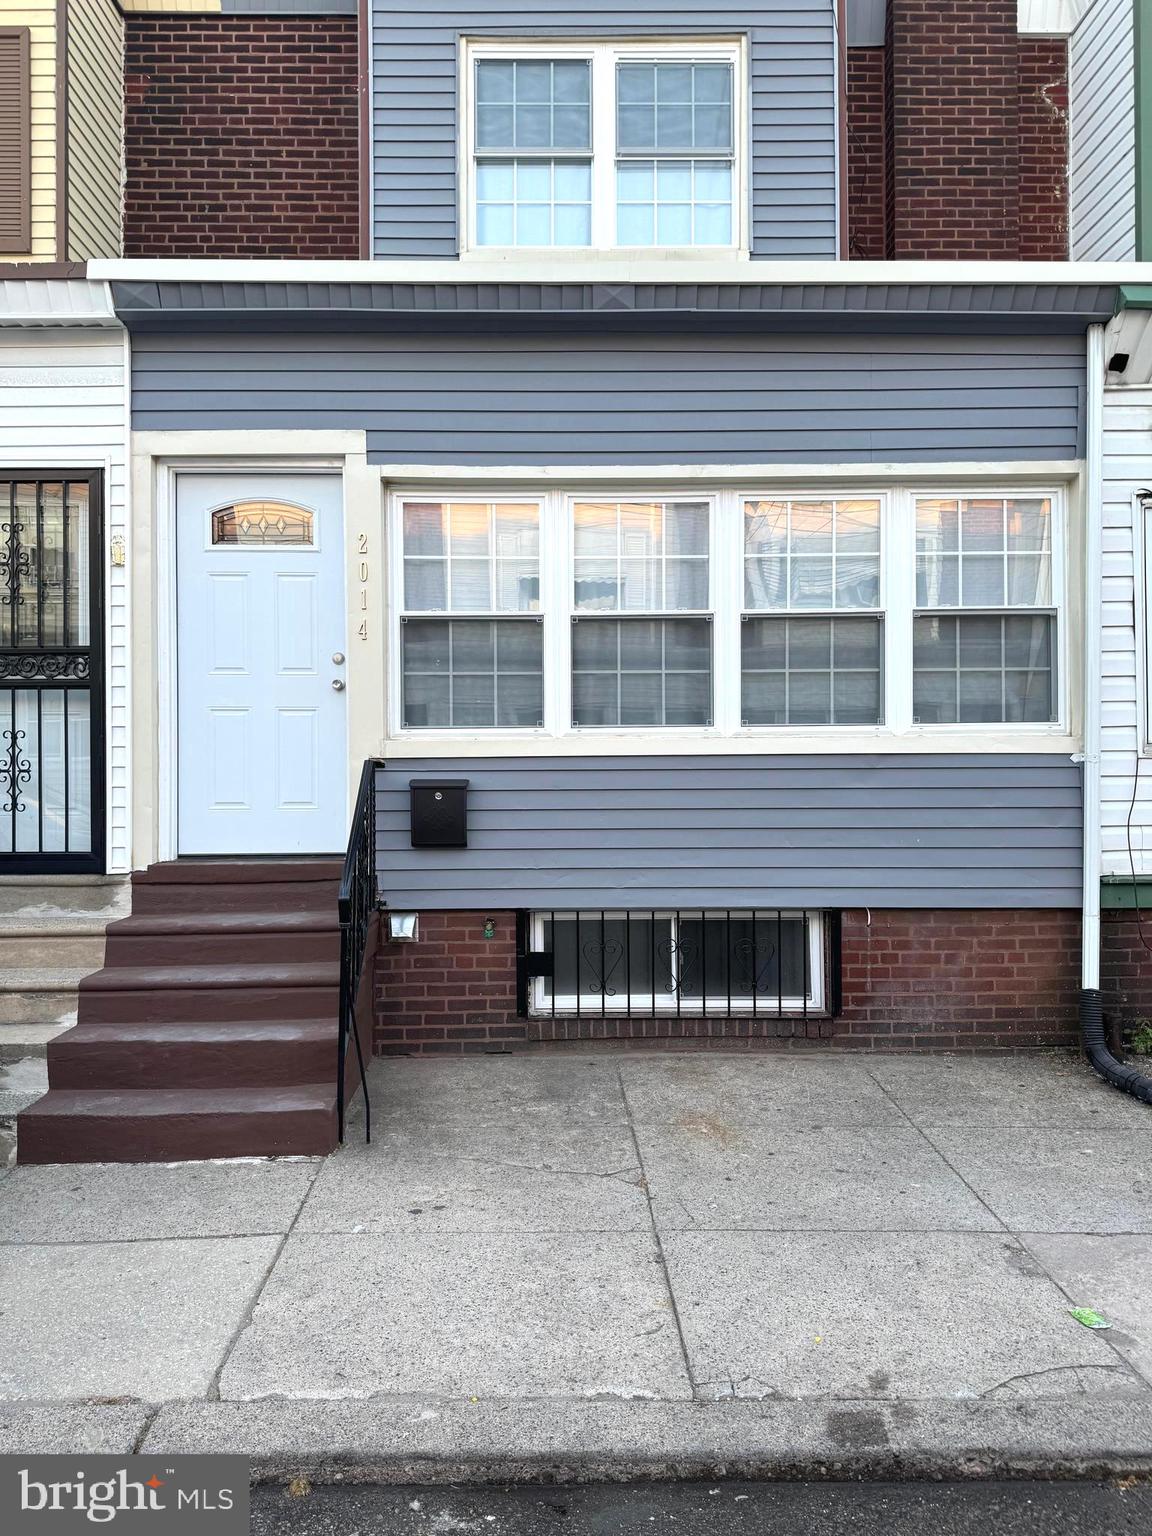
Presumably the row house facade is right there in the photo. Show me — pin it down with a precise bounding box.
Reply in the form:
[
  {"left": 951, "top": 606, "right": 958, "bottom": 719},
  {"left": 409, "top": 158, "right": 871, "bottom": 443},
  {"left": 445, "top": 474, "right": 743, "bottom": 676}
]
[{"left": 0, "top": 0, "right": 1149, "bottom": 1161}]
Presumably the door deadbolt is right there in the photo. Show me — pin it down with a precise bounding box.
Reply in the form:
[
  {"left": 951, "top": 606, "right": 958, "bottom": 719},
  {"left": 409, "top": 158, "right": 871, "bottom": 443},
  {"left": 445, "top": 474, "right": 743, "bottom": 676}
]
[{"left": 332, "top": 652, "right": 345, "bottom": 665}]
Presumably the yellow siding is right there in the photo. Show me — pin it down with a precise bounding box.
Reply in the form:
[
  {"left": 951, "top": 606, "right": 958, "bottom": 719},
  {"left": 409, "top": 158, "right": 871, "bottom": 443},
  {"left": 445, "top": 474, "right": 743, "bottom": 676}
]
[
  {"left": 0, "top": 1, "right": 56, "bottom": 260},
  {"left": 66, "top": 0, "right": 123, "bottom": 259}
]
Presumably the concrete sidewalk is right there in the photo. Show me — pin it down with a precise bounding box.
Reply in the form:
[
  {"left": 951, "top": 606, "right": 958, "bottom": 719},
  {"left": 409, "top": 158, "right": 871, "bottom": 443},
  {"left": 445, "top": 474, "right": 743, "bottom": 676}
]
[{"left": 3, "top": 1050, "right": 1152, "bottom": 1480}]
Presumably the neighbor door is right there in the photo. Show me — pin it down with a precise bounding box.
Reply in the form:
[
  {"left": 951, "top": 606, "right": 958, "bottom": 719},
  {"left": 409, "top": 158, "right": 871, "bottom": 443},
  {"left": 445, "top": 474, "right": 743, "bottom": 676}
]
[{"left": 176, "top": 474, "right": 347, "bottom": 856}]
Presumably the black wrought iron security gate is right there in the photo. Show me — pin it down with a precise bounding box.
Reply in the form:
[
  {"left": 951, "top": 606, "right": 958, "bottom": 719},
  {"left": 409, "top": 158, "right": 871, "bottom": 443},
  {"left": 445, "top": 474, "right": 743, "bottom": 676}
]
[{"left": 0, "top": 473, "right": 104, "bottom": 871}]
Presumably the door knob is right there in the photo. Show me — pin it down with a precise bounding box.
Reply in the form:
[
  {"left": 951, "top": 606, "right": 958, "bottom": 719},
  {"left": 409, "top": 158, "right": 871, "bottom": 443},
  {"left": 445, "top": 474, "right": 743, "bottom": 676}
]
[{"left": 331, "top": 679, "right": 346, "bottom": 691}]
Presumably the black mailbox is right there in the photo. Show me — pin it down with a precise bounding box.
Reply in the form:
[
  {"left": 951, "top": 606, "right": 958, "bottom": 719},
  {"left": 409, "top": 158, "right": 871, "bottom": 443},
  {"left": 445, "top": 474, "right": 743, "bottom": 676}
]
[{"left": 410, "top": 778, "right": 469, "bottom": 848}]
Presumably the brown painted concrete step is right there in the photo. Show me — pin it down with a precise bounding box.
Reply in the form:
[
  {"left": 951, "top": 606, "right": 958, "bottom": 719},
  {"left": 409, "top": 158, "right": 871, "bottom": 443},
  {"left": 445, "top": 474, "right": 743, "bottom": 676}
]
[
  {"left": 79, "top": 963, "right": 340, "bottom": 1023},
  {"left": 103, "top": 911, "right": 340, "bottom": 967},
  {"left": 130, "top": 862, "right": 342, "bottom": 916},
  {"left": 17, "top": 1084, "right": 338, "bottom": 1163},
  {"left": 47, "top": 1018, "right": 338, "bottom": 1090}
]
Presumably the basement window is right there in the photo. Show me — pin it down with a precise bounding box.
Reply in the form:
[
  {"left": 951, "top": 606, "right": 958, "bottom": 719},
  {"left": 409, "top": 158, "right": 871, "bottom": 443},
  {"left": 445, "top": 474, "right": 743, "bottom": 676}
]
[{"left": 527, "top": 909, "right": 824, "bottom": 1015}]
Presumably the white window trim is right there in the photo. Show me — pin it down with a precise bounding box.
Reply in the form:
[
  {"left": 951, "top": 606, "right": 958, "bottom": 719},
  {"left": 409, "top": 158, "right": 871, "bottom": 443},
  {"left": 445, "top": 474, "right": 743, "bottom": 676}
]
[
  {"left": 387, "top": 483, "right": 1069, "bottom": 742},
  {"left": 392, "top": 492, "right": 548, "bottom": 735},
  {"left": 901, "top": 485, "right": 1068, "bottom": 737},
  {"left": 458, "top": 35, "right": 749, "bottom": 258},
  {"left": 528, "top": 908, "right": 825, "bottom": 1015},
  {"left": 739, "top": 492, "right": 887, "bottom": 729},
  {"left": 569, "top": 491, "right": 717, "bottom": 732}
]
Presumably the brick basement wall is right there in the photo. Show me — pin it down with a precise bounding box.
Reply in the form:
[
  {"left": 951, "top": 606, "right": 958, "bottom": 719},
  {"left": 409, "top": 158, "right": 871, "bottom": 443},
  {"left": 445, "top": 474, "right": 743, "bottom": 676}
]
[
  {"left": 372, "top": 908, "right": 1081, "bottom": 1055},
  {"left": 123, "top": 16, "right": 360, "bottom": 259},
  {"left": 846, "top": 48, "right": 886, "bottom": 259},
  {"left": 1017, "top": 37, "right": 1069, "bottom": 260},
  {"left": 1102, "top": 911, "right": 1152, "bottom": 1043}
]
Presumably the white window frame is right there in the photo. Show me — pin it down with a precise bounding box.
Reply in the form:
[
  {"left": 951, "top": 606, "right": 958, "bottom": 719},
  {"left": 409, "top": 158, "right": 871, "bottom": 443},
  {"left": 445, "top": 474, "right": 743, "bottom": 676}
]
[
  {"left": 569, "top": 492, "right": 717, "bottom": 732},
  {"left": 391, "top": 492, "right": 548, "bottom": 734},
  {"left": 738, "top": 492, "right": 888, "bottom": 729},
  {"left": 903, "top": 487, "right": 1067, "bottom": 735},
  {"left": 459, "top": 35, "right": 749, "bottom": 258},
  {"left": 528, "top": 908, "right": 825, "bottom": 1015},
  {"left": 386, "top": 483, "right": 1068, "bottom": 742}
]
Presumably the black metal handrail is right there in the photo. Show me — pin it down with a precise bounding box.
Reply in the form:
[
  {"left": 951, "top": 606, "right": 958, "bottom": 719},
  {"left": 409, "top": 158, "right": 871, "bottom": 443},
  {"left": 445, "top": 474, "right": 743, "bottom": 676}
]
[{"left": 337, "top": 758, "right": 380, "bottom": 1143}]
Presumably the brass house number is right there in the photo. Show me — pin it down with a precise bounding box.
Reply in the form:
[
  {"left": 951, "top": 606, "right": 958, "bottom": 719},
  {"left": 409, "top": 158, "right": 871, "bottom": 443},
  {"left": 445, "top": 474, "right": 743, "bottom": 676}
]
[{"left": 357, "top": 531, "right": 369, "bottom": 640}]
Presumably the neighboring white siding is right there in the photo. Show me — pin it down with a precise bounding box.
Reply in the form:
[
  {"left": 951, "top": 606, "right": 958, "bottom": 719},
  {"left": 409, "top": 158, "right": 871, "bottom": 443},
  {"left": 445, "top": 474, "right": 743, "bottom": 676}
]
[
  {"left": 0, "top": 316, "right": 130, "bottom": 872},
  {"left": 1069, "top": 0, "right": 1136, "bottom": 259},
  {"left": 1101, "top": 386, "right": 1152, "bottom": 876}
]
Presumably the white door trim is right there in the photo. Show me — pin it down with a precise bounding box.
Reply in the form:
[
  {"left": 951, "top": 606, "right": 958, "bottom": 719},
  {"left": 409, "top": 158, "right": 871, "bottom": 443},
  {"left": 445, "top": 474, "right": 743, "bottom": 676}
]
[{"left": 155, "top": 458, "right": 350, "bottom": 863}]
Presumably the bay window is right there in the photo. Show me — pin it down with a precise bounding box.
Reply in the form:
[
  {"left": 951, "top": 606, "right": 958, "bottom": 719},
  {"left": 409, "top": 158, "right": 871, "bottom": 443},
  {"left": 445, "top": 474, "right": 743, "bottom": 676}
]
[
  {"left": 391, "top": 486, "right": 1064, "bottom": 737},
  {"left": 466, "top": 40, "right": 744, "bottom": 252}
]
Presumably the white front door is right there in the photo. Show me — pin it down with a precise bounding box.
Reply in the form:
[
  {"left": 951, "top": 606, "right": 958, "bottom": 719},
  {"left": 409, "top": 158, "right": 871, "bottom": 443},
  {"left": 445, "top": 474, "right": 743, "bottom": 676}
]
[{"left": 176, "top": 473, "right": 347, "bottom": 856}]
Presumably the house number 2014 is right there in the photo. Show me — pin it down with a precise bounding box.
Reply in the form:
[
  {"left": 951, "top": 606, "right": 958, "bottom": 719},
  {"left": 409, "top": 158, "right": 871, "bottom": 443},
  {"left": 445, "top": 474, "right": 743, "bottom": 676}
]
[{"left": 357, "top": 532, "right": 369, "bottom": 640}]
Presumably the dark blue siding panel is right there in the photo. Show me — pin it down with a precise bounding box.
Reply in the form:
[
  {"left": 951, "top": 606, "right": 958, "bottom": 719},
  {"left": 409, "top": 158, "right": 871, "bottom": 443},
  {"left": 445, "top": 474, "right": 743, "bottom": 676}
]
[
  {"left": 371, "top": 1, "right": 838, "bottom": 259},
  {"left": 373, "top": 755, "right": 1083, "bottom": 909},
  {"left": 129, "top": 332, "right": 1085, "bottom": 464}
]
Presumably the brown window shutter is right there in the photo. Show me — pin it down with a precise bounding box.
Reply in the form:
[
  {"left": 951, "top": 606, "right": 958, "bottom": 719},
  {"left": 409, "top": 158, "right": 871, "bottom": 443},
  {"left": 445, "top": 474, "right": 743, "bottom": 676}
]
[{"left": 0, "top": 28, "right": 31, "bottom": 252}]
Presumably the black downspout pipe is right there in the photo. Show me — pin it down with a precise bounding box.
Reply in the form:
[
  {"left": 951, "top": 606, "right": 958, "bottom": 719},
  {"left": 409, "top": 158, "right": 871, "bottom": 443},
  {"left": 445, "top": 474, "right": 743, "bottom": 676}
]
[{"left": 1081, "top": 989, "right": 1152, "bottom": 1104}]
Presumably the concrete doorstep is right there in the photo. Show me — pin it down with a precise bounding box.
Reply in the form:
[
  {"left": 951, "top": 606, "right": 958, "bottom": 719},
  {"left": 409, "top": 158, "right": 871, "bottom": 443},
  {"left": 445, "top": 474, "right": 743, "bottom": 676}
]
[{"left": 3, "top": 1053, "right": 1152, "bottom": 1483}]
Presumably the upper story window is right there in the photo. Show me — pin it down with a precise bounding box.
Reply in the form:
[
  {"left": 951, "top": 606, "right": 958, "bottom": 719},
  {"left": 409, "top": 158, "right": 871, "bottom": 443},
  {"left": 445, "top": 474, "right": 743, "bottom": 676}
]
[{"left": 465, "top": 39, "right": 745, "bottom": 254}]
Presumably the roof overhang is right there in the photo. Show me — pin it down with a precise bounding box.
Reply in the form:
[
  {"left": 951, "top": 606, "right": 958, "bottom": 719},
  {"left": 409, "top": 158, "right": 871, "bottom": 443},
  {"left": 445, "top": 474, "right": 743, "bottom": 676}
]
[
  {"left": 100, "top": 262, "right": 1122, "bottom": 337},
  {"left": 0, "top": 279, "right": 118, "bottom": 328}
]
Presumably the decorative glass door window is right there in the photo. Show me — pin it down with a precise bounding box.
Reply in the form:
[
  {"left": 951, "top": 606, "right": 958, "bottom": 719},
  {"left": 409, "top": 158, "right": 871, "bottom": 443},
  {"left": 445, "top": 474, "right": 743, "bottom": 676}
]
[
  {"left": 571, "top": 500, "right": 712, "bottom": 726},
  {"left": 211, "top": 500, "right": 314, "bottom": 547},
  {"left": 741, "top": 498, "right": 884, "bottom": 726},
  {"left": 912, "top": 497, "right": 1056, "bottom": 723},
  {"left": 530, "top": 909, "right": 824, "bottom": 1014},
  {"left": 399, "top": 499, "right": 544, "bottom": 729},
  {"left": 466, "top": 40, "right": 744, "bottom": 251}
]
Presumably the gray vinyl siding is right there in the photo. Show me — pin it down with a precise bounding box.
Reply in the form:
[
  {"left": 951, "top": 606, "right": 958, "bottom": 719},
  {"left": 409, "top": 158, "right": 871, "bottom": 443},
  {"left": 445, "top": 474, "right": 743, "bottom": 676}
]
[
  {"left": 371, "top": 1, "right": 838, "bottom": 260},
  {"left": 1069, "top": 0, "right": 1136, "bottom": 260},
  {"left": 374, "top": 755, "right": 1082, "bottom": 909},
  {"left": 129, "top": 332, "right": 1085, "bottom": 464}
]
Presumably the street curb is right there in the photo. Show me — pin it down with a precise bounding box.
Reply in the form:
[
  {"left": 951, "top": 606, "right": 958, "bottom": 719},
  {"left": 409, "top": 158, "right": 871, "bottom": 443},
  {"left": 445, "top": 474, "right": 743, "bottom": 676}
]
[
  {"left": 81, "top": 1396, "right": 1152, "bottom": 1483},
  {"left": 4, "top": 1396, "right": 1152, "bottom": 1482}
]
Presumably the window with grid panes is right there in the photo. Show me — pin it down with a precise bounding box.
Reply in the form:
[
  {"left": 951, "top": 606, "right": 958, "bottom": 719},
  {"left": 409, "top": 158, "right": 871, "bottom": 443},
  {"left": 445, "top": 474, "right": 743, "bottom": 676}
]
[{"left": 912, "top": 497, "right": 1056, "bottom": 724}]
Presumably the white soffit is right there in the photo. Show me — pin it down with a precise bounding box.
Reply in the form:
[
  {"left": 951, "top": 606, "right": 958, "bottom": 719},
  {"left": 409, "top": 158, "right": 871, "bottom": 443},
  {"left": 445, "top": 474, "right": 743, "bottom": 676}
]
[
  {"left": 0, "top": 280, "right": 118, "bottom": 327},
  {"left": 1018, "top": 0, "right": 1098, "bottom": 35}
]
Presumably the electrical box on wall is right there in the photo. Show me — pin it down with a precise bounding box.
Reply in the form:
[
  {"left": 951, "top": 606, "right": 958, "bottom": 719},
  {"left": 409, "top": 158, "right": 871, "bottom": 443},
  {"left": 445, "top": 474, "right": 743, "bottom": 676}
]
[{"left": 410, "top": 778, "right": 469, "bottom": 848}]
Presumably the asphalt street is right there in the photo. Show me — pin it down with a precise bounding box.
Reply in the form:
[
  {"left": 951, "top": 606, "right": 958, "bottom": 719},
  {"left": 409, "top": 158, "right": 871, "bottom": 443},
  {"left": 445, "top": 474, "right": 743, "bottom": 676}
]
[{"left": 250, "top": 1479, "right": 1152, "bottom": 1535}]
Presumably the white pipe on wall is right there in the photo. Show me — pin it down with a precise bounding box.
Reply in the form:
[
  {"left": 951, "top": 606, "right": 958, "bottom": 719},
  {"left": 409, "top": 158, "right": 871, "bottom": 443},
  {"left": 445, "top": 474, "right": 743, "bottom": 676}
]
[{"left": 1082, "top": 321, "right": 1105, "bottom": 990}]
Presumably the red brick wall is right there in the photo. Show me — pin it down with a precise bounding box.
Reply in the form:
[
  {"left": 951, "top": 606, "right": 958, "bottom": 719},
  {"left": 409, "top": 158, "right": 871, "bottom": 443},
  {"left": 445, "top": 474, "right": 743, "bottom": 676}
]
[
  {"left": 1102, "top": 911, "right": 1152, "bottom": 1042},
  {"left": 1017, "top": 37, "right": 1069, "bottom": 260},
  {"left": 846, "top": 48, "right": 887, "bottom": 259},
  {"left": 123, "top": 16, "right": 360, "bottom": 259},
  {"left": 834, "top": 909, "right": 1080, "bottom": 1049},
  {"left": 887, "top": 0, "right": 1020, "bottom": 259},
  {"left": 372, "top": 907, "right": 1081, "bottom": 1055},
  {"left": 848, "top": 15, "right": 1068, "bottom": 259}
]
